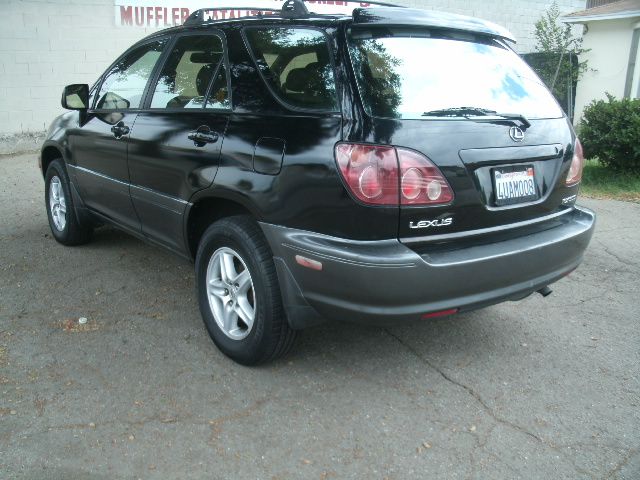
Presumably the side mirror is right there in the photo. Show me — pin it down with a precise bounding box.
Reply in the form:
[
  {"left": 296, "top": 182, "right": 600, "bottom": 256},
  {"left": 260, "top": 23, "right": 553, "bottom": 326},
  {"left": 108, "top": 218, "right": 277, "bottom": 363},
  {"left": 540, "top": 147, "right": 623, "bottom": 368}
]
[{"left": 61, "top": 84, "right": 89, "bottom": 110}]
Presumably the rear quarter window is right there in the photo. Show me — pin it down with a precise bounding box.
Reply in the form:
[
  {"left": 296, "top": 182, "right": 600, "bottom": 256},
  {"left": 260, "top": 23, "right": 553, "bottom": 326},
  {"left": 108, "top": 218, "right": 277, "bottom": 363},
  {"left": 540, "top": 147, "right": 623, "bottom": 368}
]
[{"left": 244, "top": 27, "right": 338, "bottom": 112}]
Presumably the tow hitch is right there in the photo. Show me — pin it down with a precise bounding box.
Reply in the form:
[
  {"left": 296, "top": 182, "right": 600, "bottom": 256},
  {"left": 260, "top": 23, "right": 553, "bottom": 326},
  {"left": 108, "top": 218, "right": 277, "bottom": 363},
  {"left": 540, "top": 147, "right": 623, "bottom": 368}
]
[{"left": 537, "top": 286, "right": 553, "bottom": 297}]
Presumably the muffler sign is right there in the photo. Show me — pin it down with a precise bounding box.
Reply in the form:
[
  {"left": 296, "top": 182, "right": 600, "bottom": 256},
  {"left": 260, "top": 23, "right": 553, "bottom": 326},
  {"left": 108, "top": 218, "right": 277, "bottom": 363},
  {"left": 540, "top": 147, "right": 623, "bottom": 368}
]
[{"left": 114, "top": 0, "right": 372, "bottom": 27}]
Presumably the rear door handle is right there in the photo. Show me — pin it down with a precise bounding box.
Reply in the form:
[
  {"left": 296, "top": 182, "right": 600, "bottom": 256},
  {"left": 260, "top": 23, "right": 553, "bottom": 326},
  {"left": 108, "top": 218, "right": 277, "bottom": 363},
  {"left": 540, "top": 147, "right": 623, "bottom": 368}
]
[
  {"left": 188, "top": 126, "right": 219, "bottom": 146},
  {"left": 110, "top": 121, "right": 130, "bottom": 139}
]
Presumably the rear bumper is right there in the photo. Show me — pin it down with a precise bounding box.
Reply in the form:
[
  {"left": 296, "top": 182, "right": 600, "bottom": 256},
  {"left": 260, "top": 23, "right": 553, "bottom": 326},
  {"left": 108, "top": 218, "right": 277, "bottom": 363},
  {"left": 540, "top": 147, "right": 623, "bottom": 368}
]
[{"left": 260, "top": 206, "right": 595, "bottom": 328}]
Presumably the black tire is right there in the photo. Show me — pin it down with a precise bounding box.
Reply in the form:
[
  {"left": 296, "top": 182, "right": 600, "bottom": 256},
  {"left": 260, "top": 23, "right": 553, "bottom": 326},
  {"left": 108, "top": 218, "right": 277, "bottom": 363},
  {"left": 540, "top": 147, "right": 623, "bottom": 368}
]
[
  {"left": 195, "top": 215, "right": 297, "bottom": 365},
  {"left": 44, "top": 159, "right": 92, "bottom": 246}
]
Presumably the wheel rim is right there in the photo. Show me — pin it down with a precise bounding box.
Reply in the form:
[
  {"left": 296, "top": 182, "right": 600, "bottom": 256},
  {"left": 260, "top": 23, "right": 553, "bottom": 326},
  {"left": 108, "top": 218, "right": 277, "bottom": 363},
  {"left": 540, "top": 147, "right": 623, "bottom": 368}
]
[
  {"left": 49, "top": 176, "right": 67, "bottom": 231},
  {"left": 206, "top": 247, "right": 256, "bottom": 340}
]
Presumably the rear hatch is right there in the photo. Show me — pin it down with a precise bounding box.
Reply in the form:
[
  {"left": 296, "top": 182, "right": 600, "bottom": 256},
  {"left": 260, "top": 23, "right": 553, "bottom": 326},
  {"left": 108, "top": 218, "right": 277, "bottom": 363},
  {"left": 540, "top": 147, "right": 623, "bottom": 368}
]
[{"left": 343, "top": 20, "right": 579, "bottom": 243}]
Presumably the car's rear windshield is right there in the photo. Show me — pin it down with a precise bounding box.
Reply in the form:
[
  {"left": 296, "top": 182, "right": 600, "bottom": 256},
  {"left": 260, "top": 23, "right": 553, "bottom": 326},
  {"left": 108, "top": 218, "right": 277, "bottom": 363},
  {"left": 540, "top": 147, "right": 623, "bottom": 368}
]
[{"left": 347, "top": 27, "right": 563, "bottom": 120}]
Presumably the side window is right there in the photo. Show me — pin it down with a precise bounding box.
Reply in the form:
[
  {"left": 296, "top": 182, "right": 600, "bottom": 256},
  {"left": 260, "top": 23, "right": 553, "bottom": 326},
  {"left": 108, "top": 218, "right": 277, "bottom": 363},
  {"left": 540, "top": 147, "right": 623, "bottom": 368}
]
[
  {"left": 206, "top": 64, "right": 230, "bottom": 110},
  {"left": 96, "top": 40, "right": 165, "bottom": 110},
  {"left": 88, "top": 84, "right": 98, "bottom": 110},
  {"left": 244, "top": 27, "right": 338, "bottom": 111},
  {"left": 150, "top": 35, "right": 229, "bottom": 110}
]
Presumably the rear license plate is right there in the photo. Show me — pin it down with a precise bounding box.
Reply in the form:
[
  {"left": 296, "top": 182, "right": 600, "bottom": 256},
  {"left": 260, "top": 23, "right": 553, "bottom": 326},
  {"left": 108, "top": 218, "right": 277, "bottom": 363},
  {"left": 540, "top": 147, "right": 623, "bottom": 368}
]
[{"left": 493, "top": 165, "right": 538, "bottom": 206}]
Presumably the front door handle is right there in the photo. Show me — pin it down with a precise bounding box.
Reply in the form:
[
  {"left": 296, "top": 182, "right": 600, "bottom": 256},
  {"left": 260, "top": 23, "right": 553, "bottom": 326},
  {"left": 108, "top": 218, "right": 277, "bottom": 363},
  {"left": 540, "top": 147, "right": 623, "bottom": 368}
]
[
  {"left": 188, "top": 126, "right": 219, "bottom": 146},
  {"left": 110, "top": 121, "right": 130, "bottom": 139}
]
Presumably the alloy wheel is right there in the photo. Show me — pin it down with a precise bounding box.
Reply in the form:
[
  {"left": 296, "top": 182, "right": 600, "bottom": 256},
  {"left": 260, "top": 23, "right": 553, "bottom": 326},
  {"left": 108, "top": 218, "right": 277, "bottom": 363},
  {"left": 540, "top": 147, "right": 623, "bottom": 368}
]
[{"left": 206, "top": 247, "right": 256, "bottom": 340}]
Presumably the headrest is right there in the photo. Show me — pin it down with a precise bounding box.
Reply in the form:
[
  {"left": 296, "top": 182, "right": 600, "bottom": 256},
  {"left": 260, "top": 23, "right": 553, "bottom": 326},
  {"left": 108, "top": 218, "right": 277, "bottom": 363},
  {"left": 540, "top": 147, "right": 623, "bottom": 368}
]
[
  {"left": 284, "top": 67, "right": 308, "bottom": 92},
  {"left": 285, "top": 62, "right": 324, "bottom": 93},
  {"left": 190, "top": 51, "right": 221, "bottom": 64},
  {"left": 196, "top": 64, "right": 216, "bottom": 96},
  {"left": 304, "top": 62, "right": 321, "bottom": 73}
]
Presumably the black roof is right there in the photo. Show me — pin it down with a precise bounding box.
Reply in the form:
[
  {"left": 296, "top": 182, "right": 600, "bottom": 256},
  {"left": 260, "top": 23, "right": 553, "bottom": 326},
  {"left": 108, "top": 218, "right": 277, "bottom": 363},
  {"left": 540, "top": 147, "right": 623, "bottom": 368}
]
[
  {"left": 146, "top": 5, "right": 515, "bottom": 43},
  {"left": 352, "top": 8, "right": 515, "bottom": 42}
]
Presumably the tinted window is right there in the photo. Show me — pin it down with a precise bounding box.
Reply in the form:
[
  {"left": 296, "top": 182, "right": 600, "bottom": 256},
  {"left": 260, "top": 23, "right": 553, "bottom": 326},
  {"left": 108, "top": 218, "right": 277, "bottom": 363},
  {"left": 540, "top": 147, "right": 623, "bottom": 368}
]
[
  {"left": 206, "top": 64, "right": 230, "bottom": 110},
  {"left": 96, "top": 40, "right": 165, "bottom": 110},
  {"left": 150, "top": 35, "right": 229, "bottom": 110},
  {"left": 245, "top": 27, "right": 337, "bottom": 111},
  {"left": 88, "top": 84, "right": 98, "bottom": 109},
  {"left": 348, "top": 28, "right": 563, "bottom": 120}
]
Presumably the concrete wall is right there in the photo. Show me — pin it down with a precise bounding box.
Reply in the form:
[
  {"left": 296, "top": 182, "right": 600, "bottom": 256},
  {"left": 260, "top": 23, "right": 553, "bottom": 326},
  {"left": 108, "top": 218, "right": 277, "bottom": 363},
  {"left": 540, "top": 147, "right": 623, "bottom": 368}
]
[
  {"left": 0, "top": 0, "right": 585, "bottom": 153},
  {"left": 400, "top": 0, "right": 585, "bottom": 51},
  {"left": 573, "top": 18, "right": 640, "bottom": 123},
  {"left": 0, "top": 0, "right": 159, "bottom": 152}
]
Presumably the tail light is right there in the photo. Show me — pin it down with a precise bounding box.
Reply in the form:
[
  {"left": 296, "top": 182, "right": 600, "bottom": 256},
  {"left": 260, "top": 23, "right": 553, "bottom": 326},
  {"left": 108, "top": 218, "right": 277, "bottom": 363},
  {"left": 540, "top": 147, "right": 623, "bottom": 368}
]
[
  {"left": 334, "top": 144, "right": 398, "bottom": 205},
  {"left": 335, "top": 143, "right": 454, "bottom": 206},
  {"left": 397, "top": 148, "right": 454, "bottom": 205},
  {"left": 566, "top": 138, "right": 584, "bottom": 186}
]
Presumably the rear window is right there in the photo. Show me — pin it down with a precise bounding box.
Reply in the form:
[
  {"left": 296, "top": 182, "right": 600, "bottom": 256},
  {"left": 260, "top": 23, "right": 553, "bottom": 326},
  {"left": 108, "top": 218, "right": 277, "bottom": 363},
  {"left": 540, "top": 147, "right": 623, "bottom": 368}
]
[
  {"left": 244, "top": 27, "right": 338, "bottom": 111},
  {"left": 347, "top": 28, "right": 563, "bottom": 120}
]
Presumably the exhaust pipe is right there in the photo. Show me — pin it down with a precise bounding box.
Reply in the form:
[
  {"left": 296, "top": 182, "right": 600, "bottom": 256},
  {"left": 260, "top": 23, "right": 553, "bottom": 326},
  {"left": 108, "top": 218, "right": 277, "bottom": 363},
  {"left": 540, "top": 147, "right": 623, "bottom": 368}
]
[{"left": 537, "top": 286, "right": 552, "bottom": 297}]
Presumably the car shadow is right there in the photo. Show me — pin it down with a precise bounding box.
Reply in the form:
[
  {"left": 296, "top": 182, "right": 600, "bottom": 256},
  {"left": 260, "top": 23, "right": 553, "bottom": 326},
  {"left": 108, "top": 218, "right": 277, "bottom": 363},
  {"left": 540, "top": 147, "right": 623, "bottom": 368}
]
[{"left": 81, "top": 225, "right": 515, "bottom": 373}]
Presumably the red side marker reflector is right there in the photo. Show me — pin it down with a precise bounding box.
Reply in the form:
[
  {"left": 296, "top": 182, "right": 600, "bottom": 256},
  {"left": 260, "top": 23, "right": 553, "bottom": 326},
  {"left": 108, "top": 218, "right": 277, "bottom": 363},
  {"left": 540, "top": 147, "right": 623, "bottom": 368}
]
[
  {"left": 295, "top": 255, "right": 323, "bottom": 271},
  {"left": 422, "top": 308, "right": 458, "bottom": 319}
]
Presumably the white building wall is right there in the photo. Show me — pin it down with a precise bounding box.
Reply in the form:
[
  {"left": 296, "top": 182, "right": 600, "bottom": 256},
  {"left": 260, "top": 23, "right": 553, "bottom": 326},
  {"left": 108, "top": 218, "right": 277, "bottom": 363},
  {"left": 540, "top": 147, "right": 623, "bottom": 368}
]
[
  {"left": 0, "top": 0, "right": 585, "bottom": 152},
  {"left": 573, "top": 18, "right": 639, "bottom": 123},
  {"left": 405, "top": 0, "right": 585, "bottom": 52}
]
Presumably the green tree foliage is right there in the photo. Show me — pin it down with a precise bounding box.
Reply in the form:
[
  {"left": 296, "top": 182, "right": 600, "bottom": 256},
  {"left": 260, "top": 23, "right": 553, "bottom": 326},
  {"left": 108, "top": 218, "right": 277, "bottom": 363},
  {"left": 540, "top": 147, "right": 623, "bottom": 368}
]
[
  {"left": 533, "top": 2, "right": 589, "bottom": 101},
  {"left": 579, "top": 94, "right": 640, "bottom": 173}
]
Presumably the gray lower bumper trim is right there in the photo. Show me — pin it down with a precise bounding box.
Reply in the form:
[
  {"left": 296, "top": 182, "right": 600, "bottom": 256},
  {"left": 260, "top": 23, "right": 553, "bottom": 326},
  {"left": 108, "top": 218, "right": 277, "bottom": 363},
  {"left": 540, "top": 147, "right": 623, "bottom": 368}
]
[{"left": 260, "top": 206, "right": 596, "bottom": 327}]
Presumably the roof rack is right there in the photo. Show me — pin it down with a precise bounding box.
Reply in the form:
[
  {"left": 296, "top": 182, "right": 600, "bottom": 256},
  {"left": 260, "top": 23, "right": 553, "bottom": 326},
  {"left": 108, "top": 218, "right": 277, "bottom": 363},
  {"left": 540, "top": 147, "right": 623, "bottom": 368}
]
[
  {"left": 184, "top": 7, "right": 281, "bottom": 25},
  {"left": 281, "top": 0, "right": 310, "bottom": 17},
  {"left": 183, "top": 0, "right": 405, "bottom": 25},
  {"left": 350, "top": 1, "right": 405, "bottom": 7}
]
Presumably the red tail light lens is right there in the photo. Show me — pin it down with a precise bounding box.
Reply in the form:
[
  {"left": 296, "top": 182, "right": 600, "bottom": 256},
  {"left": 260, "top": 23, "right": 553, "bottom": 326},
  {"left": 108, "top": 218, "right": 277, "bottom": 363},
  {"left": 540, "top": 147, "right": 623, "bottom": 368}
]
[
  {"left": 335, "top": 144, "right": 398, "bottom": 205},
  {"left": 397, "top": 148, "right": 454, "bottom": 205},
  {"left": 335, "top": 143, "right": 453, "bottom": 206},
  {"left": 566, "top": 138, "right": 584, "bottom": 186}
]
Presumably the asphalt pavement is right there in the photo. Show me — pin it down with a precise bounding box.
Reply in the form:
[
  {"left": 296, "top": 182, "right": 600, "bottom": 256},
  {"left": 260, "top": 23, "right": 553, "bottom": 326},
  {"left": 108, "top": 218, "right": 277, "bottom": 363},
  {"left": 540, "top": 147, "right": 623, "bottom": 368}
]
[{"left": 1, "top": 153, "right": 639, "bottom": 479}]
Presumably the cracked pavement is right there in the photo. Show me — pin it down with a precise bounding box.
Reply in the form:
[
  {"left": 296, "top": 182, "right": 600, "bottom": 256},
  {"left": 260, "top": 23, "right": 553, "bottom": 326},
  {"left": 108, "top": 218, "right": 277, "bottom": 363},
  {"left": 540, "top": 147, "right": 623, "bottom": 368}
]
[{"left": 1, "top": 153, "right": 639, "bottom": 479}]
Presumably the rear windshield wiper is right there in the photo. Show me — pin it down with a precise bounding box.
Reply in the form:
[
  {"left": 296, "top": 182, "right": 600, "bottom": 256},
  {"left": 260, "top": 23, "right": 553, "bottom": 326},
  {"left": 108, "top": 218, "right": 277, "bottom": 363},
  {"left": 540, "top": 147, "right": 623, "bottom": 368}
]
[{"left": 422, "top": 107, "right": 531, "bottom": 129}]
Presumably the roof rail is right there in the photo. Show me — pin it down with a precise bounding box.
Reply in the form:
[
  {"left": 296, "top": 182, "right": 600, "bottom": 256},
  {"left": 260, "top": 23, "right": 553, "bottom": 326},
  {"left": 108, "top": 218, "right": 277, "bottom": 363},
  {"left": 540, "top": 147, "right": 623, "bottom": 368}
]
[
  {"left": 184, "top": 7, "right": 281, "bottom": 26},
  {"left": 183, "top": 0, "right": 405, "bottom": 26},
  {"left": 352, "top": 1, "right": 406, "bottom": 7}
]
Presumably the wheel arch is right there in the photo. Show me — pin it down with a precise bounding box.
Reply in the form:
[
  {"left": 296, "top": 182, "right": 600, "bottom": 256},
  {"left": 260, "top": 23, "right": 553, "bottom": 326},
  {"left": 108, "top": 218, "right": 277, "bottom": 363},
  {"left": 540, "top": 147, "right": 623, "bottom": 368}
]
[
  {"left": 40, "top": 143, "right": 65, "bottom": 178},
  {"left": 185, "top": 193, "right": 262, "bottom": 260}
]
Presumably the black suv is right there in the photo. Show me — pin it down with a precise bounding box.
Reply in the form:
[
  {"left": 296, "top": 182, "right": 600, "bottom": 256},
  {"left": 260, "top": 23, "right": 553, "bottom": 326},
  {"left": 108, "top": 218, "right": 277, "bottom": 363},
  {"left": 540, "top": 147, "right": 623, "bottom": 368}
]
[{"left": 40, "top": 1, "right": 595, "bottom": 364}]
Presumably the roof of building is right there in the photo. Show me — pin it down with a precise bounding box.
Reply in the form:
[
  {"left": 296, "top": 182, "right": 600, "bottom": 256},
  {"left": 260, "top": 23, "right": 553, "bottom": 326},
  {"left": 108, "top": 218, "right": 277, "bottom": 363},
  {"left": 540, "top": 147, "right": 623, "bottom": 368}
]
[{"left": 563, "top": 0, "right": 640, "bottom": 22}]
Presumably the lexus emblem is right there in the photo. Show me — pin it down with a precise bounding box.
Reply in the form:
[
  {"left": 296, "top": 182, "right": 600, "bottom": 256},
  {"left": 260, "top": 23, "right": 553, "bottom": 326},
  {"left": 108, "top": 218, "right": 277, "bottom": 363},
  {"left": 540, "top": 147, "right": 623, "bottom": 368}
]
[{"left": 509, "top": 126, "right": 525, "bottom": 142}]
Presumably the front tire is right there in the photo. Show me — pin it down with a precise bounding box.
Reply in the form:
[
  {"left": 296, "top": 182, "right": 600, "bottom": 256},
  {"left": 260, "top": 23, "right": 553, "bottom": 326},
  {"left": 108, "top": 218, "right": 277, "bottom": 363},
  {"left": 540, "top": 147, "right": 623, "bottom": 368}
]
[
  {"left": 195, "top": 216, "right": 296, "bottom": 365},
  {"left": 44, "top": 159, "right": 92, "bottom": 245}
]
